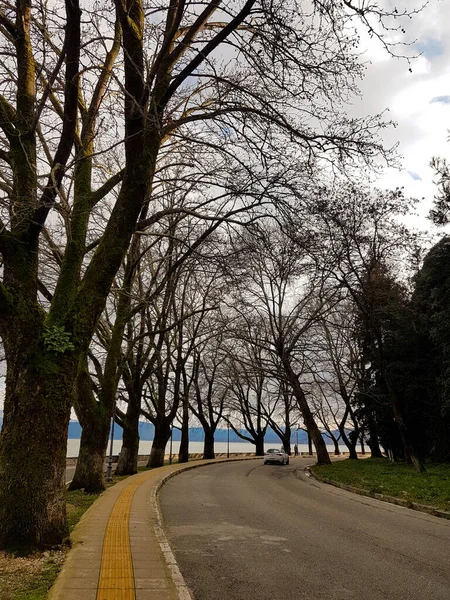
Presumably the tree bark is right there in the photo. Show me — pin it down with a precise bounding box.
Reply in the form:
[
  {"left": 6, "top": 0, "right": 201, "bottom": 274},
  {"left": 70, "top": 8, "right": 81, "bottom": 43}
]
[
  {"left": 255, "top": 434, "right": 265, "bottom": 456},
  {"left": 387, "top": 382, "right": 425, "bottom": 472},
  {"left": 147, "top": 421, "right": 171, "bottom": 468},
  {"left": 339, "top": 427, "right": 358, "bottom": 459},
  {"left": 283, "top": 440, "right": 292, "bottom": 455},
  {"left": 366, "top": 413, "right": 383, "bottom": 458},
  {"left": 203, "top": 428, "right": 215, "bottom": 459},
  {"left": 68, "top": 417, "right": 111, "bottom": 493},
  {"left": 331, "top": 435, "right": 340, "bottom": 456},
  {"left": 360, "top": 434, "right": 366, "bottom": 455},
  {"left": 178, "top": 395, "right": 189, "bottom": 463},
  {"left": 115, "top": 404, "right": 141, "bottom": 476},
  {"left": 282, "top": 357, "right": 331, "bottom": 465},
  {"left": 69, "top": 363, "right": 111, "bottom": 492},
  {"left": 0, "top": 353, "right": 74, "bottom": 551}
]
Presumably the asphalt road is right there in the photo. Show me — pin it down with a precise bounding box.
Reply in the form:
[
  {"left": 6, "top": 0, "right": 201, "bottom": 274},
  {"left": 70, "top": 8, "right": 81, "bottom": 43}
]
[{"left": 159, "top": 458, "right": 450, "bottom": 600}]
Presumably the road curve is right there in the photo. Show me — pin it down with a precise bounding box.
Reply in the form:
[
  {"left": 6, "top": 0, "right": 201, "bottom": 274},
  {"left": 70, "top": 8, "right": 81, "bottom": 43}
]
[{"left": 159, "top": 458, "right": 450, "bottom": 600}]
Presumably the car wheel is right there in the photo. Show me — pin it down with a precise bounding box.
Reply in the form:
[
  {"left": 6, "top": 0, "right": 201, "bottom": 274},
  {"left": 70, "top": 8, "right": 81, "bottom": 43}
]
[{"left": 286, "top": 458, "right": 290, "bottom": 465}]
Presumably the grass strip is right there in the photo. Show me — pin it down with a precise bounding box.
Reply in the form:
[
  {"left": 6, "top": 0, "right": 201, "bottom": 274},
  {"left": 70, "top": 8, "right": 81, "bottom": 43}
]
[{"left": 311, "top": 457, "right": 450, "bottom": 512}]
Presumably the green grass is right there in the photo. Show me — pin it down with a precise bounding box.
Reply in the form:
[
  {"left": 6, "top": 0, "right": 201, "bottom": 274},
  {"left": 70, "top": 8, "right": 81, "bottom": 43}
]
[
  {"left": 312, "top": 458, "right": 450, "bottom": 512},
  {"left": 66, "top": 487, "right": 102, "bottom": 532},
  {"left": 13, "top": 556, "right": 62, "bottom": 600}
]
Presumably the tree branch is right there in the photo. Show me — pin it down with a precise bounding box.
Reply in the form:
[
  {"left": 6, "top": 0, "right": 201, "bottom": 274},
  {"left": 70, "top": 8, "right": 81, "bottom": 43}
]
[
  {"left": 161, "top": 0, "right": 256, "bottom": 104},
  {"left": 90, "top": 169, "right": 125, "bottom": 209},
  {"left": 0, "top": 9, "right": 17, "bottom": 39},
  {"left": 30, "top": 0, "right": 81, "bottom": 238}
]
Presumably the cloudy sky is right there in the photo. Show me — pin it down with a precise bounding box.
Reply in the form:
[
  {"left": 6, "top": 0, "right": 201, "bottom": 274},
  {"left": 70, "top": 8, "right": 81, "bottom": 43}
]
[{"left": 352, "top": 0, "right": 450, "bottom": 226}]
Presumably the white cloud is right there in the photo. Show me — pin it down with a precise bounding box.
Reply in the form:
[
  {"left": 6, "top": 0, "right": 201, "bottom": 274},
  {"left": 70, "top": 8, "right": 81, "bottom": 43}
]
[{"left": 352, "top": 1, "right": 450, "bottom": 224}]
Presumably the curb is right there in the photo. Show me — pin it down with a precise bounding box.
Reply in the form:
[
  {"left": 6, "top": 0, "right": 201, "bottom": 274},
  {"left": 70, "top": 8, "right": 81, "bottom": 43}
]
[
  {"left": 152, "top": 456, "right": 260, "bottom": 600},
  {"left": 306, "top": 467, "right": 450, "bottom": 520}
]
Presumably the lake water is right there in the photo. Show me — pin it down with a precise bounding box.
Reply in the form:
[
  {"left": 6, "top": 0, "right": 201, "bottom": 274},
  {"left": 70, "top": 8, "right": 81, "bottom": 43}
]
[{"left": 66, "top": 438, "right": 359, "bottom": 458}]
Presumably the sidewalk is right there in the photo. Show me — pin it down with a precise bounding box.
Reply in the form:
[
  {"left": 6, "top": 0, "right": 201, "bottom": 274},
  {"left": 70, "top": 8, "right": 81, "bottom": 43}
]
[{"left": 49, "top": 458, "right": 256, "bottom": 600}]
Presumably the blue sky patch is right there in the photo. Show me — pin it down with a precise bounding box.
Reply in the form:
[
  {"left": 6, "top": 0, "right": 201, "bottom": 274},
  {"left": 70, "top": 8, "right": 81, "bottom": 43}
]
[
  {"left": 415, "top": 38, "right": 444, "bottom": 59},
  {"left": 408, "top": 171, "right": 422, "bottom": 181},
  {"left": 430, "top": 95, "right": 450, "bottom": 105}
]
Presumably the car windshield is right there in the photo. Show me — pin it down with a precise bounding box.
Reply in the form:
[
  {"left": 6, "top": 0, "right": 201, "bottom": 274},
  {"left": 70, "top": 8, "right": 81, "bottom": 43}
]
[{"left": 267, "top": 449, "right": 281, "bottom": 453}]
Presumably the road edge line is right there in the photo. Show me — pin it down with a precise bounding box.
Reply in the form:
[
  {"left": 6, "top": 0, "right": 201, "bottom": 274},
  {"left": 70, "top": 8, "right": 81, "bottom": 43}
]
[{"left": 152, "top": 457, "right": 260, "bottom": 600}]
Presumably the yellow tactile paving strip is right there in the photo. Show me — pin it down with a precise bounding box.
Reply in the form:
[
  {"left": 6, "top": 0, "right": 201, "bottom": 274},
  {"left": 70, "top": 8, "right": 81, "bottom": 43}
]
[{"left": 96, "top": 471, "right": 155, "bottom": 600}]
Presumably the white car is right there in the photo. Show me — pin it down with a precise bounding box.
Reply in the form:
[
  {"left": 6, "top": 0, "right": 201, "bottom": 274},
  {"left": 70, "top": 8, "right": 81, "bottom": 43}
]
[{"left": 263, "top": 448, "right": 290, "bottom": 465}]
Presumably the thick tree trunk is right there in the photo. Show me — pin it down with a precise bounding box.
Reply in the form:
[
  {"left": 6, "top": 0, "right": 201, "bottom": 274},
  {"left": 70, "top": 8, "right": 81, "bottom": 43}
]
[
  {"left": 280, "top": 435, "right": 291, "bottom": 455},
  {"left": 115, "top": 409, "right": 140, "bottom": 476},
  {"left": 68, "top": 417, "right": 110, "bottom": 493},
  {"left": 116, "top": 427, "right": 140, "bottom": 476},
  {"left": 388, "top": 386, "right": 425, "bottom": 472},
  {"left": 147, "top": 421, "right": 171, "bottom": 468},
  {"left": 0, "top": 356, "right": 74, "bottom": 552},
  {"left": 69, "top": 365, "right": 111, "bottom": 492},
  {"left": 282, "top": 357, "right": 331, "bottom": 465},
  {"left": 203, "top": 428, "right": 215, "bottom": 459},
  {"left": 307, "top": 431, "right": 313, "bottom": 455},
  {"left": 255, "top": 435, "right": 265, "bottom": 456},
  {"left": 367, "top": 414, "right": 383, "bottom": 458}
]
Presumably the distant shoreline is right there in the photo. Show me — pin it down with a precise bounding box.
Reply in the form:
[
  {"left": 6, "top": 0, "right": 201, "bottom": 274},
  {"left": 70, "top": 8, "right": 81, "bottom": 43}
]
[{"left": 66, "top": 438, "right": 361, "bottom": 458}]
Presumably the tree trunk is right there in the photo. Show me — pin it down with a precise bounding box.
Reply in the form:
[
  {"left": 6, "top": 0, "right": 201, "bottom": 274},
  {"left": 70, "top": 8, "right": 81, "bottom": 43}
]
[
  {"left": 0, "top": 356, "right": 74, "bottom": 552},
  {"left": 331, "top": 435, "right": 340, "bottom": 456},
  {"left": 203, "top": 428, "right": 215, "bottom": 459},
  {"left": 255, "top": 435, "right": 265, "bottom": 456},
  {"left": 280, "top": 435, "right": 291, "bottom": 455},
  {"left": 68, "top": 417, "right": 110, "bottom": 493},
  {"left": 178, "top": 397, "right": 189, "bottom": 464},
  {"left": 282, "top": 357, "right": 331, "bottom": 465},
  {"left": 360, "top": 434, "right": 366, "bottom": 455},
  {"left": 339, "top": 427, "right": 358, "bottom": 459},
  {"left": 147, "top": 421, "right": 171, "bottom": 468},
  {"left": 388, "top": 386, "right": 425, "bottom": 472},
  {"left": 69, "top": 364, "right": 110, "bottom": 492},
  {"left": 115, "top": 416, "right": 140, "bottom": 476},
  {"left": 307, "top": 431, "right": 313, "bottom": 456},
  {"left": 366, "top": 412, "right": 383, "bottom": 457}
]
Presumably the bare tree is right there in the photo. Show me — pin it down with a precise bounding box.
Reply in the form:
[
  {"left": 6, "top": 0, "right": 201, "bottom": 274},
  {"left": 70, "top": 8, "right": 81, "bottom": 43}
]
[
  {"left": 0, "top": 0, "right": 421, "bottom": 551},
  {"left": 314, "top": 184, "right": 425, "bottom": 469},
  {"left": 307, "top": 305, "right": 362, "bottom": 458},
  {"left": 228, "top": 221, "right": 336, "bottom": 464}
]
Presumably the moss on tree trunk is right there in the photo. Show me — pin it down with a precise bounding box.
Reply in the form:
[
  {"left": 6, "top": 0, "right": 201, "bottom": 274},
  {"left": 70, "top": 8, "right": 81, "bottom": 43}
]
[
  {"left": 68, "top": 418, "right": 110, "bottom": 493},
  {"left": 0, "top": 354, "right": 74, "bottom": 552}
]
